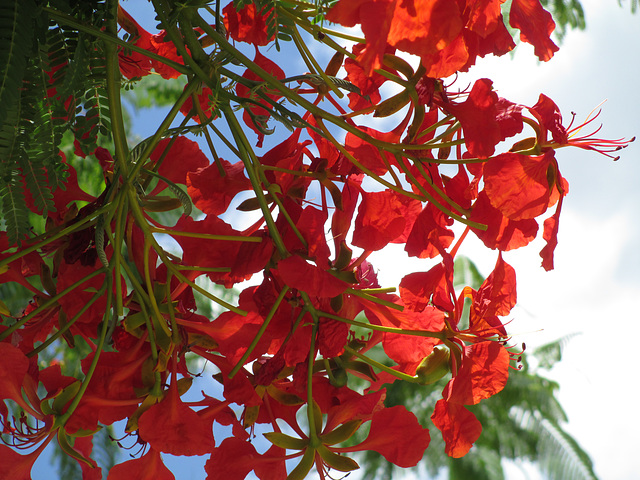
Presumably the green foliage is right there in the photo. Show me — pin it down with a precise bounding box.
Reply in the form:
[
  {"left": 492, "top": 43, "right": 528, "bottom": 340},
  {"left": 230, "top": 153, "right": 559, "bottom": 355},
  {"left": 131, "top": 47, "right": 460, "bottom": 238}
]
[
  {"left": 0, "top": 0, "right": 110, "bottom": 244},
  {"left": 123, "top": 74, "right": 188, "bottom": 111},
  {"left": 618, "top": 0, "right": 639, "bottom": 13},
  {"left": 541, "top": 0, "right": 586, "bottom": 40}
]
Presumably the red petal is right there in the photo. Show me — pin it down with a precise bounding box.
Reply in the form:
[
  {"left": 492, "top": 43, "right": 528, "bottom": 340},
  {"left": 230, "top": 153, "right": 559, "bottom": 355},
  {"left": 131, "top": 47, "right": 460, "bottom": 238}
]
[
  {"left": 509, "top": 0, "right": 558, "bottom": 61},
  {"left": 107, "top": 448, "right": 174, "bottom": 480},
  {"left": 187, "top": 159, "right": 251, "bottom": 215},
  {"left": 469, "top": 191, "right": 539, "bottom": 250},
  {"left": 317, "top": 317, "right": 350, "bottom": 358},
  {"left": 531, "top": 94, "right": 568, "bottom": 144},
  {"left": 405, "top": 203, "right": 454, "bottom": 259},
  {"left": 540, "top": 196, "right": 563, "bottom": 271},
  {"left": 150, "top": 137, "right": 209, "bottom": 195},
  {"left": 172, "top": 215, "right": 243, "bottom": 271},
  {"left": 351, "top": 405, "right": 430, "bottom": 467},
  {"left": 223, "top": 3, "right": 274, "bottom": 46},
  {"left": 399, "top": 260, "right": 455, "bottom": 312},
  {"left": 138, "top": 390, "right": 214, "bottom": 456},
  {"left": 0, "top": 444, "right": 46, "bottom": 480},
  {"left": 0, "top": 343, "right": 29, "bottom": 408},
  {"left": 431, "top": 399, "right": 482, "bottom": 458},
  {"left": 473, "top": 254, "right": 517, "bottom": 318},
  {"left": 353, "top": 190, "right": 419, "bottom": 251},
  {"left": 382, "top": 307, "right": 445, "bottom": 364},
  {"left": 330, "top": 175, "right": 362, "bottom": 250},
  {"left": 205, "top": 437, "right": 260, "bottom": 480},
  {"left": 149, "top": 31, "right": 183, "bottom": 79},
  {"left": 441, "top": 78, "right": 502, "bottom": 158},
  {"left": 389, "top": 0, "right": 463, "bottom": 69},
  {"left": 443, "top": 341, "right": 510, "bottom": 405},
  {"left": 483, "top": 151, "right": 554, "bottom": 221},
  {"left": 466, "top": 0, "right": 503, "bottom": 37},
  {"left": 276, "top": 255, "right": 349, "bottom": 298}
]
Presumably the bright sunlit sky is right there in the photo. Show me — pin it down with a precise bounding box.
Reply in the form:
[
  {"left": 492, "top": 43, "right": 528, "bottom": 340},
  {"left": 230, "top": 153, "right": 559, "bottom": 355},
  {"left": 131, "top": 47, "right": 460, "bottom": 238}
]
[{"left": 32, "top": 1, "right": 640, "bottom": 479}]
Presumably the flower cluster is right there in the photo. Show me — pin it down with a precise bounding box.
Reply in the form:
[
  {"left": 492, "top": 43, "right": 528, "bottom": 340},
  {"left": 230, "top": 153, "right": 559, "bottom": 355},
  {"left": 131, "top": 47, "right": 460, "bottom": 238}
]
[{"left": 0, "top": 1, "right": 632, "bottom": 479}]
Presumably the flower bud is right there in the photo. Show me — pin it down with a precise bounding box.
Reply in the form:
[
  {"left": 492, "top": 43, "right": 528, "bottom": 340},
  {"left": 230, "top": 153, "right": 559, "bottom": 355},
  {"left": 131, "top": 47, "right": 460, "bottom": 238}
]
[{"left": 416, "top": 346, "right": 450, "bottom": 385}]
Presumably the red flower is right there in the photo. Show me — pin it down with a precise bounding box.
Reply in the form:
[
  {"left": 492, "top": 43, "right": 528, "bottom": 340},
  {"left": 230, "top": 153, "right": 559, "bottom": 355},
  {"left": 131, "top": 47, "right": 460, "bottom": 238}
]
[
  {"left": 107, "top": 448, "right": 174, "bottom": 480},
  {"left": 531, "top": 94, "right": 633, "bottom": 160},
  {"left": 437, "top": 78, "right": 523, "bottom": 158},
  {"left": 236, "top": 49, "right": 286, "bottom": 147},
  {"left": 117, "top": 7, "right": 183, "bottom": 79},
  {"left": 138, "top": 359, "right": 214, "bottom": 456},
  {"left": 327, "top": 0, "right": 463, "bottom": 75},
  {"left": 223, "top": 3, "right": 275, "bottom": 46},
  {"left": 509, "top": 0, "right": 559, "bottom": 62}
]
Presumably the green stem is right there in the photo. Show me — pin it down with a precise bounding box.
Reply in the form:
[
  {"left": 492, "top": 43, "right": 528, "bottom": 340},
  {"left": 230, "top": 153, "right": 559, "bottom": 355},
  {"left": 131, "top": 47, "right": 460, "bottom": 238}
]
[
  {"left": 55, "top": 274, "right": 114, "bottom": 426},
  {"left": 319, "top": 311, "right": 446, "bottom": 341},
  {"left": 164, "top": 274, "right": 182, "bottom": 346},
  {"left": 26, "top": 285, "right": 106, "bottom": 358},
  {"left": 104, "top": 0, "right": 129, "bottom": 173},
  {"left": 343, "top": 345, "right": 420, "bottom": 383},
  {"left": 0, "top": 267, "right": 108, "bottom": 343},
  {"left": 344, "top": 288, "right": 404, "bottom": 311},
  {"left": 228, "top": 286, "right": 289, "bottom": 379},
  {"left": 290, "top": 23, "right": 342, "bottom": 98},
  {"left": 304, "top": 297, "right": 320, "bottom": 439},
  {"left": 150, "top": 227, "right": 262, "bottom": 242},
  {"left": 279, "top": 6, "right": 364, "bottom": 48},
  {"left": 221, "top": 104, "right": 289, "bottom": 256}
]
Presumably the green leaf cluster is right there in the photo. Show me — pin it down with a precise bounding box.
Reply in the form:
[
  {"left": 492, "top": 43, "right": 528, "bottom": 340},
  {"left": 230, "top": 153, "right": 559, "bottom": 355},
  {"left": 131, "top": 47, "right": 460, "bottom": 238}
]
[{"left": 0, "top": 0, "right": 111, "bottom": 244}]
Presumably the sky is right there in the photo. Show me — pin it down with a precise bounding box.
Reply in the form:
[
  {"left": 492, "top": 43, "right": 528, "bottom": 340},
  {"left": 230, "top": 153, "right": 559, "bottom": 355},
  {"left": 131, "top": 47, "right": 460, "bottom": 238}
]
[{"left": 30, "top": 1, "right": 640, "bottom": 479}]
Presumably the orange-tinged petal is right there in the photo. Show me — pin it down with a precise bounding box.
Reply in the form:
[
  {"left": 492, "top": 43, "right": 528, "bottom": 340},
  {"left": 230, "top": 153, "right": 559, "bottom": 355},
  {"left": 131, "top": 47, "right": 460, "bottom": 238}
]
[
  {"left": 443, "top": 341, "right": 510, "bottom": 405},
  {"left": 138, "top": 390, "right": 214, "bottom": 456},
  {"left": 483, "top": 151, "right": 554, "bottom": 221},
  {"left": 107, "top": 448, "right": 174, "bottom": 480},
  {"left": 509, "top": 0, "right": 558, "bottom": 61},
  {"left": 277, "top": 255, "right": 349, "bottom": 298},
  {"left": 348, "top": 405, "right": 430, "bottom": 467},
  {"left": 473, "top": 254, "right": 517, "bottom": 318},
  {"left": 431, "top": 399, "right": 482, "bottom": 458}
]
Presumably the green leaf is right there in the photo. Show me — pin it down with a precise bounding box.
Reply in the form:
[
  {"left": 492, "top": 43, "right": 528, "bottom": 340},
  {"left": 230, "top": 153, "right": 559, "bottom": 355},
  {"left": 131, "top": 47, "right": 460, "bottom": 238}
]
[{"left": 0, "top": 0, "right": 36, "bottom": 128}]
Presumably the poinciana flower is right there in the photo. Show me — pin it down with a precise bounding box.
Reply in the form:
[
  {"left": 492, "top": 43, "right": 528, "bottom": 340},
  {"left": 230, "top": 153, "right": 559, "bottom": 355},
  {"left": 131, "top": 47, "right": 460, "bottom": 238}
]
[
  {"left": 1, "top": 0, "right": 631, "bottom": 477},
  {"left": 531, "top": 94, "right": 634, "bottom": 159},
  {"left": 117, "top": 6, "right": 183, "bottom": 79}
]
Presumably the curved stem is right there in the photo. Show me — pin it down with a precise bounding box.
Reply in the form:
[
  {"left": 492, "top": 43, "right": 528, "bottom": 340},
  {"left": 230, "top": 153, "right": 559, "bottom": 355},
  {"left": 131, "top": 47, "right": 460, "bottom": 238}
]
[
  {"left": 55, "top": 274, "right": 114, "bottom": 427},
  {"left": 0, "top": 267, "right": 108, "bottom": 343},
  {"left": 228, "top": 286, "right": 289, "bottom": 379},
  {"left": 343, "top": 345, "right": 420, "bottom": 383}
]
